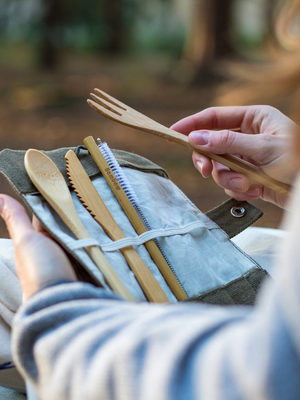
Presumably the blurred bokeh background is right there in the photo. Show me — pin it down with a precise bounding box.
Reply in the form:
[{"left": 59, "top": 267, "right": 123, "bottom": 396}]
[{"left": 0, "top": 0, "right": 298, "bottom": 237}]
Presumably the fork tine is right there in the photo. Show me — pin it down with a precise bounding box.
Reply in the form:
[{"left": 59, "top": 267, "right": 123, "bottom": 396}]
[
  {"left": 94, "top": 88, "right": 127, "bottom": 110},
  {"left": 90, "top": 93, "right": 122, "bottom": 116},
  {"left": 87, "top": 99, "right": 123, "bottom": 122}
]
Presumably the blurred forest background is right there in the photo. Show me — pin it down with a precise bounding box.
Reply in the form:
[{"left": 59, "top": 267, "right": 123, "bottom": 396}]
[{"left": 0, "top": 0, "right": 298, "bottom": 237}]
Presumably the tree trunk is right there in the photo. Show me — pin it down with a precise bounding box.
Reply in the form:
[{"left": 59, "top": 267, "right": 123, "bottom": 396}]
[
  {"left": 103, "top": 0, "right": 124, "bottom": 54},
  {"left": 183, "top": 0, "right": 235, "bottom": 82},
  {"left": 214, "top": 0, "right": 234, "bottom": 58},
  {"left": 264, "top": 0, "right": 277, "bottom": 41},
  {"left": 39, "top": 0, "right": 62, "bottom": 69}
]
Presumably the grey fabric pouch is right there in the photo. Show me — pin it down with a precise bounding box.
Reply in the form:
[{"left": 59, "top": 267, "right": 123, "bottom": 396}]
[{"left": 0, "top": 146, "right": 266, "bottom": 305}]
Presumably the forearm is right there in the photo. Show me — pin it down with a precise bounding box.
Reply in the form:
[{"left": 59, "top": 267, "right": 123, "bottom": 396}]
[{"left": 12, "top": 278, "right": 300, "bottom": 400}]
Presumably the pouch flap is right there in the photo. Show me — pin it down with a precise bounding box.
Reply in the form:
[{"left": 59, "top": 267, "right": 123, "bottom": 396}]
[
  {"left": 206, "top": 199, "right": 263, "bottom": 239},
  {"left": 0, "top": 147, "right": 169, "bottom": 195}
]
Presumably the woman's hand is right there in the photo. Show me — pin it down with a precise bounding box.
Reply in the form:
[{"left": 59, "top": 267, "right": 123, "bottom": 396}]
[
  {"left": 0, "top": 195, "right": 77, "bottom": 300},
  {"left": 171, "top": 106, "right": 299, "bottom": 209}
]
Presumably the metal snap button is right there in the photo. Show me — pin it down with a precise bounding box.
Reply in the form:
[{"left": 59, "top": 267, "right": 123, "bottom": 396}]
[{"left": 230, "top": 206, "right": 246, "bottom": 218}]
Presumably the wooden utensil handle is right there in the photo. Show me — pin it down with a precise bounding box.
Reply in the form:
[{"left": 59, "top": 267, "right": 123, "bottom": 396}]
[
  {"left": 84, "top": 136, "right": 187, "bottom": 301},
  {"left": 65, "top": 149, "right": 168, "bottom": 303},
  {"left": 86, "top": 246, "right": 135, "bottom": 301},
  {"left": 97, "top": 224, "right": 170, "bottom": 303},
  {"left": 140, "top": 125, "right": 291, "bottom": 197},
  {"left": 92, "top": 203, "right": 170, "bottom": 303},
  {"left": 120, "top": 246, "right": 169, "bottom": 303}
]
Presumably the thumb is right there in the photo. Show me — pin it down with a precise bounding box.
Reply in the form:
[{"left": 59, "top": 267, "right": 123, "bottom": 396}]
[
  {"left": 0, "top": 195, "right": 33, "bottom": 242},
  {"left": 0, "top": 194, "right": 77, "bottom": 300},
  {"left": 188, "top": 130, "right": 271, "bottom": 161}
]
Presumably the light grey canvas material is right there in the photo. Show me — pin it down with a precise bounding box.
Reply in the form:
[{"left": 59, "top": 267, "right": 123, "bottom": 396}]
[{"left": 23, "top": 167, "right": 265, "bottom": 302}]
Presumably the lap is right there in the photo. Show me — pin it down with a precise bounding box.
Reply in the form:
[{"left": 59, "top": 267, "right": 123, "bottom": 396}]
[
  {"left": 0, "top": 239, "right": 24, "bottom": 392},
  {"left": 231, "top": 226, "right": 286, "bottom": 276}
]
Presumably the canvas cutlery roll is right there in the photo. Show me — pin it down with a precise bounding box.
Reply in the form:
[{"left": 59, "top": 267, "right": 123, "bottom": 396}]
[{"left": 0, "top": 145, "right": 268, "bottom": 304}]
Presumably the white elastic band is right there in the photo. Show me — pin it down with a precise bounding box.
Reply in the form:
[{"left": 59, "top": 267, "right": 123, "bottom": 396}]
[
  {"left": 101, "top": 221, "right": 205, "bottom": 252},
  {"left": 67, "top": 221, "right": 205, "bottom": 252},
  {"left": 68, "top": 238, "right": 100, "bottom": 251}
]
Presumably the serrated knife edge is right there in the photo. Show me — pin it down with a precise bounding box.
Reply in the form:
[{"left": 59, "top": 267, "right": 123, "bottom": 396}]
[{"left": 64, "top": 149, "right": 170, "bottom": 303}]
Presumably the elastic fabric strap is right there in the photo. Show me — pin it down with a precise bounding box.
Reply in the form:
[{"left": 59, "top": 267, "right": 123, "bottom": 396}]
[
  {"left": 68, "top": 238, "right": 100, "bottom": 251},
  {"left": 67, "top": 221, "right": 206, "bottom": 252}
]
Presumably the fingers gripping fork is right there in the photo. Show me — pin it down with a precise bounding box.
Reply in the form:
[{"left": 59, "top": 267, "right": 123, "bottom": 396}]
[{"left": 87, "top": 88, "right": 290, "bottom": 196}]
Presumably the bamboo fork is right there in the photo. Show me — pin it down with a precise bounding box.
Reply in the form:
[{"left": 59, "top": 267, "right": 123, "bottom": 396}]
[
  {"left": 65, "top": 150, "right": 169, "bottom": 303},
  {"left": 84, "top": 136, "right": 188, "bottom": 301},
  {"left": 24, "top": 149, "right": 134, "bottom": 302},
  {"left": 87, "top": 88, "right": 290, "bottom": 197}
]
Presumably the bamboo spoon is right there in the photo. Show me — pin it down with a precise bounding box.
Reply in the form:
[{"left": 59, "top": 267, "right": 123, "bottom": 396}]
[
  {"left": 24, "top": 149, "right": 134, "bottom": 301},
  {"left": 65, "top": 150, "right": 169, "bottom": 303},
  {"left": 87, "top": 88, "right": 290, "bottom": 196}
]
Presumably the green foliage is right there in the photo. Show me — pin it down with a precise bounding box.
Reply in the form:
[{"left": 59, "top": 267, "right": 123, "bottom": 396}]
[
  {"left": 0, "top": 0, "right": 183, "bottom": 54},
  {"left": 0, "top": 0, "right": 269, "bottom": 59}
]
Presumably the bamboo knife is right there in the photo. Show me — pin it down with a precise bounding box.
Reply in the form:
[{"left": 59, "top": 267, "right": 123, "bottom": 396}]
[{"left": 65, "top": 150, "right": 169, "bottom": 303}]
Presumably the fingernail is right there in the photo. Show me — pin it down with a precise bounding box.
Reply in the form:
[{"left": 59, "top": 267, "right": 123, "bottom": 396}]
[
  {"left": 196, "top": 161, "right": 203, "bottom": 174},
  {"left": 229, "top": 178, "right": 244, "bottom": 191},
  {"left": 0, "top": 198, "right": 4, "bottom": 215},
  {"left": 246, "top": 187, "right": 260, "bottom": 197},
  {"left": 189, "top": 131, "right": 209, "bottom": 146}
]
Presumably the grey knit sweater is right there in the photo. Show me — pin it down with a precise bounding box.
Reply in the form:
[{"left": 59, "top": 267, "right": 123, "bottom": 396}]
[
  {"left": 11, "top": 179, "right": 300, "bottom": 400},
  {"left": 12, "top": 270, "right": 300, "bottom": 400}
]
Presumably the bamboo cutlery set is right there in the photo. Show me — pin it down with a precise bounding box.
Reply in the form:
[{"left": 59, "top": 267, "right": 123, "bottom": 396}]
[
  {"left": 25, "top": 136, "right": 187, "bottom": 303},
  {"left": 24, "top": 89, "right": 291, "bottom": 303}
]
